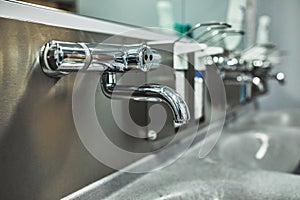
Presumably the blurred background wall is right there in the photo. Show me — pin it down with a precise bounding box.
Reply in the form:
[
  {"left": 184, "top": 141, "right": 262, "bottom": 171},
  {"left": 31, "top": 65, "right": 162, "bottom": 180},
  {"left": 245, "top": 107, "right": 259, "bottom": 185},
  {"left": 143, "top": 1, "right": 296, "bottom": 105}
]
[
  {"left": 76, "top": 0, "right": 229, "bottom": 28},
  {"left": 256, "top": 0, "right": 300, "bottom": 110}
]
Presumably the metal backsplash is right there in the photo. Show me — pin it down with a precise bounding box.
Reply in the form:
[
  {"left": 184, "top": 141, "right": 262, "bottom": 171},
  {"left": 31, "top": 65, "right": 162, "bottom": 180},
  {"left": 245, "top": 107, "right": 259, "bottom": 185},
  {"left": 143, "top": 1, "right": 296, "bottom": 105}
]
[
  {"left": 0, "top": 2, "right": 254, "bottom": 199},
  {"left": 0, "top": 16, "right": 178, "bottom": 199}
]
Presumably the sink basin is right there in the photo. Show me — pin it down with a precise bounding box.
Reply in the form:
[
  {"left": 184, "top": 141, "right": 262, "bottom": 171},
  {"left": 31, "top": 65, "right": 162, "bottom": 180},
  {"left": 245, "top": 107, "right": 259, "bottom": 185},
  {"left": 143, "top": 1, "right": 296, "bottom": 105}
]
[
  {"left": 67, "top": 126, "right": 300, "bottom": 200},
  {"left": 106, "top": 177, "right": 300, "bottom": 200},
  {"left": 102, "top": 129, "right": 300, "bottom": 200},
  {"left": 219, "top": 128, "right": 300, "bottom": 173},
  {"left": 121, "top": 181, "right": 225, "bottom": 200},
  {"left": 66, "top": 110, "right": 300, "bottom": 200},
  {"left": 252, "top": 110, "right": 300, "bottom": 128},
  {"left": 226, "top": 109, "right": 300, "bottom": 132}
]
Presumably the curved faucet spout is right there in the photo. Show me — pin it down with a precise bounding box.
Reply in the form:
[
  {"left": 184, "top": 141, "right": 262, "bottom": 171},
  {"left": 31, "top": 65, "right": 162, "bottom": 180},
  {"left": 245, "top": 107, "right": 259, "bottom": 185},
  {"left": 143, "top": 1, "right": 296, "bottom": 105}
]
[{"left": 101, "top": 72, "right": 190, "bottom": 125}]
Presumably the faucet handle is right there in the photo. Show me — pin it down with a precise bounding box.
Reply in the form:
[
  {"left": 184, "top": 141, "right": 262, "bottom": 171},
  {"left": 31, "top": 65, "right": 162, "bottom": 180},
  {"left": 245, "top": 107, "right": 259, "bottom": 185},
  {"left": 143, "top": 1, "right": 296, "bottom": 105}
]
[
  {"left": 40, "top": 40, "right": 161, "bottom": 78},
  {"left": 270, "top": 72, "right": 285, "bottom": 85},
  {"left": 116, "top": 44, "right": 161, "bottom": 72}
]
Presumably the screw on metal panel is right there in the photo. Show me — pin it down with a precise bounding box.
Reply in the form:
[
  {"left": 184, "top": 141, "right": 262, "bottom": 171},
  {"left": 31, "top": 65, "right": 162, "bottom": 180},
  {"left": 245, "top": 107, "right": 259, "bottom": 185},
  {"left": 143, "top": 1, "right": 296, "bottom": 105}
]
[{"left": 147, "top": 130, "right": 157, "bottom": 141}]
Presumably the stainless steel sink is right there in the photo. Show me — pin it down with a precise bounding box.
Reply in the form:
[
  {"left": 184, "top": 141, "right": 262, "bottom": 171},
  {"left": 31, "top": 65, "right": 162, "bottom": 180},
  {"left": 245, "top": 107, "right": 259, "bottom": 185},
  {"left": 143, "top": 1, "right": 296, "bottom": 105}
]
[
  {"left": 252, "top": 110, "right": 300, "bottom": 128},
  {"left": 106, "top": 178, "right": 300, "bottom": 200},
  {"left": 64, "top": 110, "right": 300, "bottom": 200},
  {"left": 103, "top": 138, "right": 300, "bottom": 200},
  {"left": 116, "top": 180, "right": 224, "bottom": 200},
  {"left": 219, "top": 128, "right": 300, "bottom": 173},
  {"left": 226, "top": 109, "right": 300, "bottom": 132},
  {"left": 222, "top": 109, "right": 300, "bottom": 174}
]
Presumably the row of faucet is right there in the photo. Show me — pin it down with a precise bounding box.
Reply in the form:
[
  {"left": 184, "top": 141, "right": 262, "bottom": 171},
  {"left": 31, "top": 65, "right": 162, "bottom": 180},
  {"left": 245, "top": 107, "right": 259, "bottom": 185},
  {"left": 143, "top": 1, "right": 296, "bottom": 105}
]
[{"left": 185, "top": 22, "right": 284, "bottom": 101}]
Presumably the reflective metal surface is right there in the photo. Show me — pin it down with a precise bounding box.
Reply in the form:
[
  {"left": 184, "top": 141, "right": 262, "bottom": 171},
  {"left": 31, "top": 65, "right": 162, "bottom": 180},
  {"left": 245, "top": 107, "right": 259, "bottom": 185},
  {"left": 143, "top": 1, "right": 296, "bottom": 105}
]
[
  {"left": 219, "top": 128, "right": 300, "bottom": 173},
  {"left": 64, "top": 119, "right": 300, "bottom": 200},
  {"left": 0, "top": 16, "right": 178, "bottom": 200},
  {"left": 0, "top": 17, "right": 111, "bottom": 200},
  {"left": 226, "top": 109, "right": 300, "bottom": 131}
]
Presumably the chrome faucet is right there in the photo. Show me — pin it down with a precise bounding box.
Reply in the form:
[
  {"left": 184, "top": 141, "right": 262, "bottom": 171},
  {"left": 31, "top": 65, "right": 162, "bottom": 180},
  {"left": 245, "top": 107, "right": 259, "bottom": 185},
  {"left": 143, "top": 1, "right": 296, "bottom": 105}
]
[
  {"left": 40, "top": 40, "right": 190, "bottom": 125},
  {"left": 252, "top": 59, "right": 285, "bottom": 85},
  {"left": 101, "top": 72, "right": 190, "bottom": 124},
  {"left": 222, "top": 73, "right": 265, "bottom": 93}
]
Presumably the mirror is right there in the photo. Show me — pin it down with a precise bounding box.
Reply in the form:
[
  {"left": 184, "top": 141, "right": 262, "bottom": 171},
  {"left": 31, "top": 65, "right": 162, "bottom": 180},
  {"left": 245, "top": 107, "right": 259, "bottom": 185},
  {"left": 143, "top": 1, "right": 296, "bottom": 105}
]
[
  {"left": 20, "top": 0, "right": 230, "bottom": 30},
  {"left": 225, "top": 0, "right": 247, "bottom": 50},
  {"left": 19, "top": 0, "right": 253, "bottom": 49}
]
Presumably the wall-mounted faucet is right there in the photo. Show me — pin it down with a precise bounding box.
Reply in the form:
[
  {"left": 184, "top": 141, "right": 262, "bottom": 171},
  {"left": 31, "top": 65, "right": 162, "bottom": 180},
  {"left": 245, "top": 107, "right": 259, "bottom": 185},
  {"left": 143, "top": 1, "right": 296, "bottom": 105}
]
[
  {"left": 252, "top": 59, "right": 285, "bottom": 85},
  {"left": 101, "top": 72, "right": 190, "bottom": 124},
  {"left": 222, "top": 73, "right": 265, "bottom": 93},
  {"left": 40, "top": 40, "right": 190, "bottom": 125}
]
